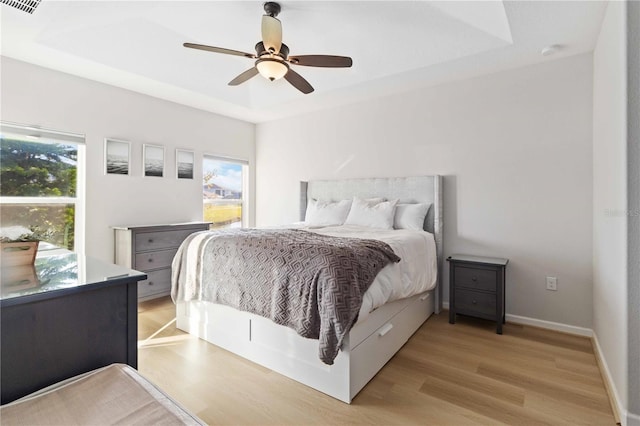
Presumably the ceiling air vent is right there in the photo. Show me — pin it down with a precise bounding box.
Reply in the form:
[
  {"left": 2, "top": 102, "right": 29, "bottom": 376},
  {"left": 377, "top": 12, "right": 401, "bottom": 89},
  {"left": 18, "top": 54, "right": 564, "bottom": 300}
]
[{"left": 1, "top": 0, "right": 42, "bottom": 14}]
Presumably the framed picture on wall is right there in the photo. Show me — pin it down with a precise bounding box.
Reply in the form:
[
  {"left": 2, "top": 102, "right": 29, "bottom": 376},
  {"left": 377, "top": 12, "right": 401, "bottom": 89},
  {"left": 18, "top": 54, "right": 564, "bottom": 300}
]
[
  {"left": 143, "top": 144, "right": 164, "bottom": 177},
  {"left": 176, "top": 149, "right": 194, "bottom": 179},
  {"left": 104, "top": 138, "right": 130, "bottom": 175}
]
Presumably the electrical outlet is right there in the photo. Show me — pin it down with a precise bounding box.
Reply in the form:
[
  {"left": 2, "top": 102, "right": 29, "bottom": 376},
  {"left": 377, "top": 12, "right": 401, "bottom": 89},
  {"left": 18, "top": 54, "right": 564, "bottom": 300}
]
[{"left": 546, "top": 276, "right": 558, "bottom": 291}]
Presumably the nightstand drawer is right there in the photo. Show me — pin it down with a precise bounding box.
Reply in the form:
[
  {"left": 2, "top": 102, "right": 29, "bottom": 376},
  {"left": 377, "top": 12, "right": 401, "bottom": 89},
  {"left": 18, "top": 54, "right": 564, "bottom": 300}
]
[
  {"left": 138, "top": 269, "right": 171, "bottom": 298},
  {"left": 454, "top": 266, "right": 497, "bottom": 292},
  {"left": 135, "top": 249, "right": 177, "bottom": 270},
  {"left": 135, "top": 229, "right": 200, "bottom": 252},
  {"left": 454, "top": 289, "right": 496, "bottom": 318}
]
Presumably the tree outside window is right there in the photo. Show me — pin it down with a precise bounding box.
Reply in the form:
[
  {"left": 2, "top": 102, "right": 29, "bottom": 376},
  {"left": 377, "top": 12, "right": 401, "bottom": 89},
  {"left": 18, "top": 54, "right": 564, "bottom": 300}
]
[{"left": 0, "top": 128, "right": 83, "bottom": 251}]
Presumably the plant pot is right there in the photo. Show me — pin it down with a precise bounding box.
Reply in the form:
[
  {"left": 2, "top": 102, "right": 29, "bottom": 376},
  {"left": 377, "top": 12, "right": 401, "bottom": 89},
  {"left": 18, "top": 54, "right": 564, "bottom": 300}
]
[{"left": 1, "top": 241, "right": 39, "bottom": 267}]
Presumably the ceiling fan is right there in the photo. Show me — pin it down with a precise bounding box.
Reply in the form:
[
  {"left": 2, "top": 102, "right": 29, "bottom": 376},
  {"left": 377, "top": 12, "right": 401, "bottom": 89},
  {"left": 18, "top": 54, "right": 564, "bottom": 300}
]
[{"left": 183, "top": 2, "right": 353, "bottom": 94}]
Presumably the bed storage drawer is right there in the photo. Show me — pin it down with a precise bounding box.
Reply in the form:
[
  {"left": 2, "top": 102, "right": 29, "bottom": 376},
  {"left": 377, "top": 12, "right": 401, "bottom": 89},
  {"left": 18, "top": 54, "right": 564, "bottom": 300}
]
[
  {"left": 350, "top": 291, "right": 432, "bottom": 396},
  {"left": 349, "top": 296, "right": 414, "bottom": 348},
  {"left": 138, "top": 269, "right": 172, "bottom": 299}
]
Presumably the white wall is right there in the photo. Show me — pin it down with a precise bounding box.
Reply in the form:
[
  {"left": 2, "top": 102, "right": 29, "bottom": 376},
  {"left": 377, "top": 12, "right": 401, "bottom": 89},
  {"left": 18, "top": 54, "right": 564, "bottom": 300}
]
[
  {"left": 0, "top": 57, "right": 255, "bottom": 264},
  {"left": 256, "top": 54, "right": 594, "bottom": 328},
  {"left": 592, "top": 0, "right": 629, "bottom": 419}
]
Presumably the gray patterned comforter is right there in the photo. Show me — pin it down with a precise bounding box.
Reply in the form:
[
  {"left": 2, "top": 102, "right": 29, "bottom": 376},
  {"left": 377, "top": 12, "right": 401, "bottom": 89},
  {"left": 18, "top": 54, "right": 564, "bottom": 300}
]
[{"left": 171, "top": 228, "right": 400, "bottom": 364}]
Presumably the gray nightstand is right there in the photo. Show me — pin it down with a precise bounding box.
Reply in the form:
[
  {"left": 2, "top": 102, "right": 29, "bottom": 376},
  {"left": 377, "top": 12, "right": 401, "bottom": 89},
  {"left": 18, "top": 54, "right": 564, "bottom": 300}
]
[{"left": 447, "top": 254, "right": 508, "bottom": 334}]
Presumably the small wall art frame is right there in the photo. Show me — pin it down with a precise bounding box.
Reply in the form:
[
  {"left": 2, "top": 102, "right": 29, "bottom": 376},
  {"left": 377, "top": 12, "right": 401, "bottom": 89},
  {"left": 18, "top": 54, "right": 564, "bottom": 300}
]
[
  {"left": 104, "top": 138, "right": 130, "bottom": 175},
  {"left": 143, "top": 144, "right": 165, "bottom": 177},
  {"left": 176, "top": 149, "right": 195, "bottom": 179}
]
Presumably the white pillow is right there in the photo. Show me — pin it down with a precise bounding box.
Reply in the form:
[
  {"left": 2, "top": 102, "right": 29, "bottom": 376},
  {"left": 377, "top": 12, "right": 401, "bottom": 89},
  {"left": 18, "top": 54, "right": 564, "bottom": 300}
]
[
  {"left": 305, "top": 199, "right": 352, "bottom": 226},
  {"left": 344, "top": 197, "right": 398, "bottom": 229},
  {"left": 393, "top": 203, "right": 431, "bottom": 230},
  {"left": 364, "top": 197, "right": 385, "bottom": 204}
]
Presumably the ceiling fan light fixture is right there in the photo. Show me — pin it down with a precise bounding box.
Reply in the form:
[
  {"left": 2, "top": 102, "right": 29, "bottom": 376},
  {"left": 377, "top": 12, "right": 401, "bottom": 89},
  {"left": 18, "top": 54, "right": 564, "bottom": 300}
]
[{"left": 256, "top": 58, "right": 289, "bottom": 81}]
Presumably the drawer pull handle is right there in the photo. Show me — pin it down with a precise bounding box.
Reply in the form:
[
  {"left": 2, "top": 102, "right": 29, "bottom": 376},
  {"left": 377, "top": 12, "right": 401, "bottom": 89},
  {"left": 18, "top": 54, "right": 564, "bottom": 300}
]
[
  {"left": 419, "top": 294, "right": 429, "bottom": 301},
  {"left": 148, "top": 239, "right": 154, "bottom": 243},
  {"left": 472, "top": 276, "right": 478, "bottom": 282},
  {"left": 378, "top": 323, "right": 394, "bottom": 337},
  {"left": 472, "top": 300, "right": 477, "bottom": 304},
  {"left": 148, "top": 281, "right": 154, "bottom": 286},
  {"left": 148, "top": 258, "right": 153, "bottom": 262}
]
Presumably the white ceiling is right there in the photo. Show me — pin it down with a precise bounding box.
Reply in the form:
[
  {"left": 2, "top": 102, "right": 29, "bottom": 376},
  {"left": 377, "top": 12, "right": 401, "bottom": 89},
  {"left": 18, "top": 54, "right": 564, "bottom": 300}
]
[{"left": 1, "top": 1, "right": 607, "bottom": 123}]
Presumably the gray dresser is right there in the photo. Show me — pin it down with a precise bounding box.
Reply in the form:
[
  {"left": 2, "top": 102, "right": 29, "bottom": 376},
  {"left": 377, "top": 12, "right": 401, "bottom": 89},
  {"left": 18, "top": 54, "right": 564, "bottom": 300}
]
[{"left": 114, "top": 222, "right": 211, "bottom": 301}]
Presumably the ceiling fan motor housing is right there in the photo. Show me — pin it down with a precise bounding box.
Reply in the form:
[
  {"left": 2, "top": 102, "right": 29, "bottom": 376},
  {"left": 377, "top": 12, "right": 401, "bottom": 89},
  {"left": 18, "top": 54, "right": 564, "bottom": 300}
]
[{"left": 255, "top": 41, "right": 289, "bottom": 59}]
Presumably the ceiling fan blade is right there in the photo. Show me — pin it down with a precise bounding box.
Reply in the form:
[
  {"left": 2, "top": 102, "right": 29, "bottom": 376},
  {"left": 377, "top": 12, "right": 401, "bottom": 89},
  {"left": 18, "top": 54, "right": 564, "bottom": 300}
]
[
  {"left": 183, "top": 43, "right": 256, "bottom": 59},
  {"left": 284, "top": 69, "right": 314, "bottom": 94},
  {"left": 288, "top": 55, "right": 353, "bottom": 68},
  {"left": 261, "top": 15, "right": 282, "bottom": 54},
  {"left": 228, "top": 67, "right": 259, "bottom": 86}
]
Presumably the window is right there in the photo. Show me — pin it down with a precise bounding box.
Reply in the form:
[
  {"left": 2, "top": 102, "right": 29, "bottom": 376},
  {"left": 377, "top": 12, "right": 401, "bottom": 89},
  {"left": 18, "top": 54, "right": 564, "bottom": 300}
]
[
  {"left": 203, "top": 155, "right": 248, "bottom": 229},
  {"left": 0, "top": 123, "right": 85, "bottom": 252}
]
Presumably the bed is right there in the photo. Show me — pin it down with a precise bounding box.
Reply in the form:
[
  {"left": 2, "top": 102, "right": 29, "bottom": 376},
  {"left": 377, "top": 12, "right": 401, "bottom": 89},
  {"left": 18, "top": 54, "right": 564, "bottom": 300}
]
[
  {"left": 0, "top": 364, "right": 204, "bottom": 425},
  {"left": 174, "top": 176, "right": 443, "bottom": 403}
]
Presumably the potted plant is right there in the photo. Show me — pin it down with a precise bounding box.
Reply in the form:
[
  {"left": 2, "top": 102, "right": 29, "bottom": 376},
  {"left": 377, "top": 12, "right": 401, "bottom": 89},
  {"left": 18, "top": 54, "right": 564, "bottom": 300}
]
[{"left": 1, "top": 226, "right": 52, "bottom": 267}]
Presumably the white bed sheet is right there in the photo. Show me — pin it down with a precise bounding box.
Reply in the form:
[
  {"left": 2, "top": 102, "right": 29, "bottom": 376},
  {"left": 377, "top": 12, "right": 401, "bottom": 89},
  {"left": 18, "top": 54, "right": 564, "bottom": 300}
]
[{"left": 303, "top": 224, "right": 438, "bottom": 322}]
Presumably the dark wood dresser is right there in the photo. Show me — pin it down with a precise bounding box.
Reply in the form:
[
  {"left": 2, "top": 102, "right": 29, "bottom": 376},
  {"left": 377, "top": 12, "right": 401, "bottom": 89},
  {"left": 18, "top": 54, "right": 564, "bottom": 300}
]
[
  {"left": 0, "top": 251, "right": 146, "bottom": 404},
  {"left": 114, "top": 222, "right": 211, "bottom": 301},
  {"left": 447, "top": 254, "right": 509, "bottom": 334}
]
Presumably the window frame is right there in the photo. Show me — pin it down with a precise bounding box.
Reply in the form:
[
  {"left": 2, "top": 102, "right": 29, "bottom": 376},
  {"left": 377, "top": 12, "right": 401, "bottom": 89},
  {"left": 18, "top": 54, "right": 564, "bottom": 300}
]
[
  {"left": 202, "top": 153, "right": 249, "bottom": 228},
  {"left": 0, "top": 122, "right": 86, "bottom": 253}
]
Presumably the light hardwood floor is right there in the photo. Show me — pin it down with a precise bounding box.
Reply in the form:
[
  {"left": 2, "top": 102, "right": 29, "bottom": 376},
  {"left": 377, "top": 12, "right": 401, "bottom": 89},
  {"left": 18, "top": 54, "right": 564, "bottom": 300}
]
[{"left": 138, "top": 297, "right": 615, "bottom": 425}]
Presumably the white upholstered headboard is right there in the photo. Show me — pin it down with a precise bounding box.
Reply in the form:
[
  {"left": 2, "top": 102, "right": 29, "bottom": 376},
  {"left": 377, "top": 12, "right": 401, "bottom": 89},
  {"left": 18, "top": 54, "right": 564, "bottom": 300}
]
[{"left": 299, "top": 176, "right": 443, "bottom": 313}]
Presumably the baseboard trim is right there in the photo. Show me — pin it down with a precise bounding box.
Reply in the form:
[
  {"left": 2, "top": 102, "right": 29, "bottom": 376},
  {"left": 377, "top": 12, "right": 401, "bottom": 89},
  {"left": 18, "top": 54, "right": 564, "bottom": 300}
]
[
  {"left": 592, "top": 332, "right": 625, "bottom": 426},
  {"left": 441, "top": 303, "right": 592, "bottom": 337},
  {"left": 505, "top": 314, "right": 593, "bottom": 337}
]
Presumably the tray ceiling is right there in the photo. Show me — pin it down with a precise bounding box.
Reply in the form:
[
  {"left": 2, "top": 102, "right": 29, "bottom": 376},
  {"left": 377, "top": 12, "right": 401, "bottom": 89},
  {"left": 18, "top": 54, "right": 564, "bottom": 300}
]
[{"left": 1, "top": 1, "right": 607, "bottom": 122}]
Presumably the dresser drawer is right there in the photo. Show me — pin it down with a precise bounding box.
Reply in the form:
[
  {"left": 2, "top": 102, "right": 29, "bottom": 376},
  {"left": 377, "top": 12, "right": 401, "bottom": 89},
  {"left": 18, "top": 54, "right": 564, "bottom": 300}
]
[
  {"left": 135, "top": 229, "right": 200, "bottom": 252},
  {"left": 135, "top": 249, "right": 177, "bottom": 270},
  {"left": 138, "top": 269, "right": 171, "bottom": 298},
  {"left": 454, "top": 266, "right": 497, "bottom": 292},
  {"left": 454, "top": 289, "right": 496, "bottom": 318}
]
